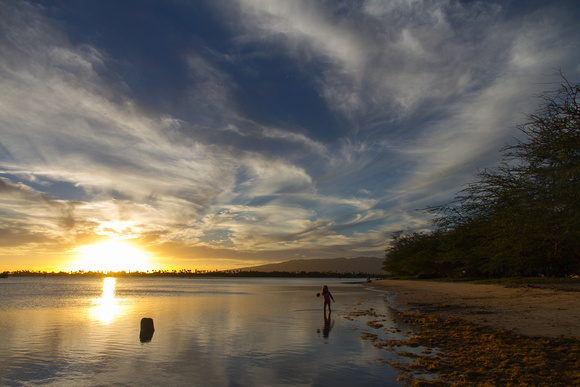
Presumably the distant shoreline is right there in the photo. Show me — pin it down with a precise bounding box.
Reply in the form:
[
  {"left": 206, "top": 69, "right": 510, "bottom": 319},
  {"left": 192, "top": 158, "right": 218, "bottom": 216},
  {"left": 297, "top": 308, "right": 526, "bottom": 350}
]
[{"left": 1, "top": 271, "right": 385, "bottom": 278}]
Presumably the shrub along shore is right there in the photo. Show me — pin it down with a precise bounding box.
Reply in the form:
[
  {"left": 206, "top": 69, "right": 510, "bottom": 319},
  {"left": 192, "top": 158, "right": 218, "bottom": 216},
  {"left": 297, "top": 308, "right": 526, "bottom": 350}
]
[{"left": 384, "top": 79, "right": 579, "bottom": 279}]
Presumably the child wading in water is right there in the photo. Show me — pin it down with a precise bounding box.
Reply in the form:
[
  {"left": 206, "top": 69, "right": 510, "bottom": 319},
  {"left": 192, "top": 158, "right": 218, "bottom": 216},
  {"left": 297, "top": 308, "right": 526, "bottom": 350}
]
[{"left": 321, "top": 285, "right": 335, "bottom": 313}]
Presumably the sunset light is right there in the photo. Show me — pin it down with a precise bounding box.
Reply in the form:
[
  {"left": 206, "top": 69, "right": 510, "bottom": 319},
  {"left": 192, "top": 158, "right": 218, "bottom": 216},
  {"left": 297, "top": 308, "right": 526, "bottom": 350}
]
[
  {"left": 71, "top": 240, "right": 154, "bottom": 273},
  {"left": 91, "top": 277, "right": 123, "bottom": 324},
  {"left": 1, "top": 2, "right": 578, "bottom": 386},
  {"left": 1, "top": 0, "right": 579, "bottom": 273}
]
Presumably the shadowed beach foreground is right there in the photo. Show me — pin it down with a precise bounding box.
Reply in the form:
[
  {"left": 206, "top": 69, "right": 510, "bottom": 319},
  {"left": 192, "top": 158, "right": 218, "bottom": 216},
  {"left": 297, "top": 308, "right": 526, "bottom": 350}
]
[
  {"left": 359, "top": 280, "right": 580, "bottom": 386},
  {"left": 369, "top": 280, "right": 580, "bottom": 338}
]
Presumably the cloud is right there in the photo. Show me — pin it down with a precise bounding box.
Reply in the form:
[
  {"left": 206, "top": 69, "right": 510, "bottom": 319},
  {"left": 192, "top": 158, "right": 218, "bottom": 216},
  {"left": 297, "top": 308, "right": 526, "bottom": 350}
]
[
  {"left": 0, "top": 2, "right": 362, "bottom": 258},
  {"left": 1, "top": 0, "right": 579, "bottom": 269},
  {"left": 234, "top": 0, "right": 506, "bottom": 124},
  {"left": 0, "top": 3, "right": 227, "bottom": 235},
  {"left": 386, "top": 4, "right": 580, "bottom": 207}
]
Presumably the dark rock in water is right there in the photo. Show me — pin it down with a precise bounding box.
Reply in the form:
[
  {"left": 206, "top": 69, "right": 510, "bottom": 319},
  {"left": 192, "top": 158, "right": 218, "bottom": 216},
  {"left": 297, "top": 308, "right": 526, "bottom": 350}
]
[{"left": 140, "top": 318, "right": 155, "bottom": 342}]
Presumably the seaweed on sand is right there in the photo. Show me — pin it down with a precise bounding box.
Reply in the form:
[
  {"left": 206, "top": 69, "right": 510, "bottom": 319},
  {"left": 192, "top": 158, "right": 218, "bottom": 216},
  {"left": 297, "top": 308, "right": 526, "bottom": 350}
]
[{"left": 352, "top": 307, "right": 580, "bottom": 386}]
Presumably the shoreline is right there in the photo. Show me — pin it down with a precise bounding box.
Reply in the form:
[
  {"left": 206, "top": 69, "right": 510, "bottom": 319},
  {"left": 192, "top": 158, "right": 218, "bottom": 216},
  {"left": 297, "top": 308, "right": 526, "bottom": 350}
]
[{"left": 366, "top": 279, "right": 580, "bottom": 338}]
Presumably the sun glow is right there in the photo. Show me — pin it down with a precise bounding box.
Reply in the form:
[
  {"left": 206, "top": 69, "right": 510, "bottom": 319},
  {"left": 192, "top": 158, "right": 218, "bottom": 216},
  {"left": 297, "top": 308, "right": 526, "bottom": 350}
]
[
  {"left": 91, "top": 277, "right": 123, "bottom": 324},
  {"left": 72, "top": 240, "right": 154, "bottom": 273}
]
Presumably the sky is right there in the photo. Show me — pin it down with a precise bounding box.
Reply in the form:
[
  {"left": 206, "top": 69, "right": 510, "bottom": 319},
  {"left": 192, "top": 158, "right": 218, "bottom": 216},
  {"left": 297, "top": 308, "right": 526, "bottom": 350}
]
[{"left": 1, "top": 0, "right": 579, "bottom": 272}]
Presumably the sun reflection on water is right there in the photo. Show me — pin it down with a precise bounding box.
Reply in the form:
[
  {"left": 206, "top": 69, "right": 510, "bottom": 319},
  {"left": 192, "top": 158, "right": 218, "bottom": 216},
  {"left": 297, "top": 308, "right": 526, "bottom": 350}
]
[{"left": 91, "top": 277, "right": 124, "bottom": 324}]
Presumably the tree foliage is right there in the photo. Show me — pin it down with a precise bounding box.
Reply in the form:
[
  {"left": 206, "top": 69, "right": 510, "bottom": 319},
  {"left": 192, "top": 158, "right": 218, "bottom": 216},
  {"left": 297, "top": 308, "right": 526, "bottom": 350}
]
[{"left": 384, "top": 78, "right": 580, "bottom": 277}]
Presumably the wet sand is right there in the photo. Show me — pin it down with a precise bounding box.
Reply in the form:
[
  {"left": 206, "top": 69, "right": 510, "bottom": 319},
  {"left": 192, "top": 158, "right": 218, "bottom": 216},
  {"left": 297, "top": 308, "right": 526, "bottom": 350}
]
[{"left": 368, "top": 279, "right": 580, "bottom": 338}]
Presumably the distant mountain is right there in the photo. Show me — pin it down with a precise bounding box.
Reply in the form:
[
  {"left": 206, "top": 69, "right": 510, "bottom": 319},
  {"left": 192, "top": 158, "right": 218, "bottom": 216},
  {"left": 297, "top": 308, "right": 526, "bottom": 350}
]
[{"left": 237, "top": 257, "right": 385, "bottom": 274}]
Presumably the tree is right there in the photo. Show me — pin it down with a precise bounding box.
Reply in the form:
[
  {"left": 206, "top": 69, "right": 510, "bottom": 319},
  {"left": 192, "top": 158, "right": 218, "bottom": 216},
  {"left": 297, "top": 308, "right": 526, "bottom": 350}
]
[
  {"left": 383, "top": 230, "right": 445, "bottom": 277},
  {"left": 503, "top": 77, "right": 580, "bottom": 273},
  {"left": 433, "top": 77, "right": 579, "bottom": 276},
  {"left": 391, "top": 77, "right": 580, "bottom": 277}
]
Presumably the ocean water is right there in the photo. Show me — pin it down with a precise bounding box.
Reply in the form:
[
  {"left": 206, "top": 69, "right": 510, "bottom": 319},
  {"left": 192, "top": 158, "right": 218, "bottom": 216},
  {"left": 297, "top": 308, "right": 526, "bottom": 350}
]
[{"left": 0, "top": 277, "right": 406, "bottom": 386}]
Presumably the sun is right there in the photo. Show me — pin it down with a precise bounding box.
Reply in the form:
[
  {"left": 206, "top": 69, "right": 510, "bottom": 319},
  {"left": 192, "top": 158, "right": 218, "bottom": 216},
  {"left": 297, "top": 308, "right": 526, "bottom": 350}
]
[{"left": 71, "top": 240, "right": 154, "bottom": 273}]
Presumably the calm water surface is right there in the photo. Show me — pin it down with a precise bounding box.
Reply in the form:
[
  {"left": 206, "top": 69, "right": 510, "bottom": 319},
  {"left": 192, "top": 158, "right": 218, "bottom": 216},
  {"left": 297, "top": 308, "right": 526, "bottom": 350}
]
[{"left": 0, "top": 277, "right": 406, "bottom": 386}]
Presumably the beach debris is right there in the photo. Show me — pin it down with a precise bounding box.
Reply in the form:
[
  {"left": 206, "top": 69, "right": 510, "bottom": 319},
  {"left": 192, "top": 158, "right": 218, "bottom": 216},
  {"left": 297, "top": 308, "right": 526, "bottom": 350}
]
[
  {"left": 356, "top": 310, "right": 580, "bottom": 386},
  {"left": 360, "top": 332, "right": 379, "bottom": 342},
  {"left": 367, "top": 320, "right": 385, "bottom": 329}
]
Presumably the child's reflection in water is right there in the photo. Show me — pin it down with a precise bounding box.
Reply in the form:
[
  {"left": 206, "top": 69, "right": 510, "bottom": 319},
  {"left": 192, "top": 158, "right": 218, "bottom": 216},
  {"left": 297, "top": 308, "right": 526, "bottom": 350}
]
[
  {"left": 323, "top": 310, "right": 334, "bottom": 337},
  {"left": 317, "top": 310, "right": 334, "bottom": 338}
]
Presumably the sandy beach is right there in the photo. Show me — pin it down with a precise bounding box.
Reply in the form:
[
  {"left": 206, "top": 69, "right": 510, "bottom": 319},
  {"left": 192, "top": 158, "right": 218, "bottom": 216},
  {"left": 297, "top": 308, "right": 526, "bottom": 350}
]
[{"left": 368, "top": 279, "right": 580, "bottom": 338}]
